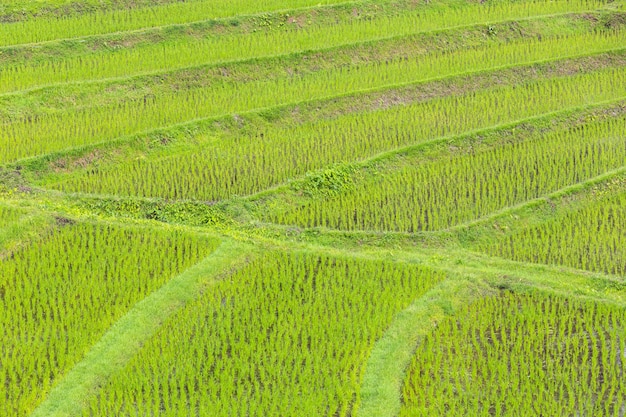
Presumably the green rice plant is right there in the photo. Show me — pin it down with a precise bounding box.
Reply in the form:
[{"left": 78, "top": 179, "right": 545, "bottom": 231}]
[
  {"left": 79, "top": 252, "right": 444, "bottom": 416},
  {"left": 483, "top": 190, "right": 626, "bottom": 276},
  {"left": 2, "top": 31, "right": 625, "bottom": 164},
  {"left": 0, "top": 222, "right": 218, "bottom": 417},
  {"left": 268, "top": 115, "right": 626, "bottom": 232},
  {"left": 399, "top": 291, "right": 626, "bottom": 416},
  {"left": 0, "top": 0, "right": 608, "bottom": 93},
  {"left": 0, "top": 0, "right": 352, "bottom": 47},
  {"left": 0, "top": 206, "right": 23, "bottom": 228}
]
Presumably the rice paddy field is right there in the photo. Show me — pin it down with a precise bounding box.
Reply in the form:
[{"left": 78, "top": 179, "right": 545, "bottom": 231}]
[{"left": 0, "top": 0, "right": 624, "bottom": 416}]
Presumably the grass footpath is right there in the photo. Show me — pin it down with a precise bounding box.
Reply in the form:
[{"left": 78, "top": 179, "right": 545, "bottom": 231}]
[
  {"left": 30, "top": 238, "right": 250, "bottom": 417},
  {"left": 356, "top": 275, "right": 494, "bottom": 417}
]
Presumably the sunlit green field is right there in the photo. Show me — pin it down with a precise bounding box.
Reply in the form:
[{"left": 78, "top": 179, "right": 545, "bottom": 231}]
[{"left": 1, "top": 0, "right": 624, "bottom": 415}]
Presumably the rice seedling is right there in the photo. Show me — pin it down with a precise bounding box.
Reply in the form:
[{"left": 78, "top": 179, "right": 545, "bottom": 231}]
[
  {"left": 0, "top": 0, "right": 354, "bottom": 47},
  {"left": 268, "top": 115, "right": 626, "bottom": 232},
  {"left": 3, "top": 36, "right": 623, "bottom": 167},
  {"left": 0, "top": 206, "right": 23, "bottom": 228},
  {"left": 0, "top": 0, "right": 610, "bottom": 92}
]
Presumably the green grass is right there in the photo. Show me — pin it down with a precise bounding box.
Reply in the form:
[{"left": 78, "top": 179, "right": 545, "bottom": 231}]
[{"left": 357, "top": 276, "right": 495, "bottom": 417}]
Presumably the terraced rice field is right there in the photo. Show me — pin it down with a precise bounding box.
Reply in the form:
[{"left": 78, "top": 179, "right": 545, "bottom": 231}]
[{"left": 0, "top": 0, "right": 624, "bottom": 415}]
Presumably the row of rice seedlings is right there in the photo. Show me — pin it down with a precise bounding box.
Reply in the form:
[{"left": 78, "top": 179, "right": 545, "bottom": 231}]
[
  {"left": 400, "top": 291, "right": 626, "bottom": 416},
  {"left": 0, "top": 0, "right": 607, "bottom": 92},
  {"left": 268, "top": 115, "right": 626, "bottom": 232},
  {"left": 483, "top": 191, "right": 626, "bottom": 276},
  {"left": 1, "top": 0, "right": 187, "bottom": 11},
  {"left": 79, "top": 251, "right": 445, "bottom": 416},
  {"left": 43, "top": 68, "right": 626, "bottom": 202},
  {"left": 0, "top": 206, "right": 23, "bottom": 228},
  {"left": 0, "top": 0, "right": 354, "bottom": 47},
  {"left": 1, "top": 0, "right": 125, "bottom": 11},
  {"left": 0, "top": 222, "right": 217, "bottom": 417},
  {"left": 3, "top": 33, "right": 625, "bottom": 165}
]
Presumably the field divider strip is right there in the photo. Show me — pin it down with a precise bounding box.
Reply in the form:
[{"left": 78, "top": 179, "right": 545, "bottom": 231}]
[
  {"left": 425, "top": 250, "right": 626, "bottom": 306},
  {"left": 330, "top": 248, "right": 625, "bottom": 417},
  {"left": 356, "top": 275, "right": 492, "bottom": 417},
  {"left": 0, "top": 212, "right": 55, "bottom": 260},
  {"left": 1, "top": 9, "right": 613, "bottom": 96},
  {"left": 9, "top": 51, "right": 626, "bottom": 169},
  {"left": 29, "top": 238, "right": 250, "bottom": 417}
]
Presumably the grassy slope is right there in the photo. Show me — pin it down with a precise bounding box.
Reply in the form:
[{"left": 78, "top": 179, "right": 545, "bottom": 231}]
[{"left": 356, "top": 275, "right": 496, "bottom": 417}]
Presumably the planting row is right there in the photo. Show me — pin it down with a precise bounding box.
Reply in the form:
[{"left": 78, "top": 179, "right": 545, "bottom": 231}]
[
  {"left": 38, "top": 67, "right": 626, "bottom": 202},
  {"left": 5, "top": 13, "right": 612, "bottom": 121},
  {"left": 3, "top": 41, "right": 624, "bottom": 164},
  {"left": 0, "top": 206, "right": 24, "bottom": 228},
  {"left": 0, "top": 0, "right": 355, "bottom": 46},
  {"left": 400, "top": 291, "right": 626, "bottom": 416},
  {"left": 484, "top": 189, "right": 626, "bottom": 276}
]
